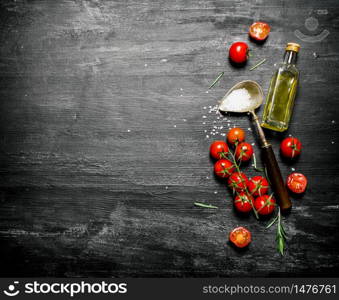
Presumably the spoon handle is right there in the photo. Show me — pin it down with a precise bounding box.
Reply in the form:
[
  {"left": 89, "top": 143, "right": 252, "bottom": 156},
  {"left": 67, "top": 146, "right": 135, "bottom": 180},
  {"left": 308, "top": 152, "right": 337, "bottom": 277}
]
[
  {"left": 251, "top": 111, "right": 269, "bottom": 147},
  {"left": 250, "top": 111, "right": 292, "bottom": 211},
  {"left": 261, "top": 145, "right": 292, "bottom": 211}
]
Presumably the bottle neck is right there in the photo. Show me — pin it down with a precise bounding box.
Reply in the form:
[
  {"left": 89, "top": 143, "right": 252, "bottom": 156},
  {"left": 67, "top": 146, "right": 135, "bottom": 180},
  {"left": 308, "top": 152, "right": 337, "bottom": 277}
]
[{"left": 283, "top": 50, "right": 297, "bottom": 65}]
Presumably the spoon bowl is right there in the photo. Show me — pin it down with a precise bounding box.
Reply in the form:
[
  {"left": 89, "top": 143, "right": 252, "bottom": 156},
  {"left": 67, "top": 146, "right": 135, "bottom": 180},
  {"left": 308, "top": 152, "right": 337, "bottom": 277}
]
[{"left": 219, "top": 80, "right": 264, "bottom": 113}]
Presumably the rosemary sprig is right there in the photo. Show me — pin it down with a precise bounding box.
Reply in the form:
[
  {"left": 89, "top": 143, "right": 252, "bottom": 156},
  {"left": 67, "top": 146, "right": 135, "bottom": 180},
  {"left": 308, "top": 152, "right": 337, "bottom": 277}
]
[
  {"left": 209, "top": 72, "right": 224, "bottom": 89},
  {"left": 252, "top": 152, "right": 264, "bottom": 172},
  {"left": 266, "top": 207, "right": 287, "bottom": 255},
  {"left": 194, "top": 202, "right": 218, "bottom": 209},
  {"left": 250, "top": 58, "right": 266, "bottom": 71}
]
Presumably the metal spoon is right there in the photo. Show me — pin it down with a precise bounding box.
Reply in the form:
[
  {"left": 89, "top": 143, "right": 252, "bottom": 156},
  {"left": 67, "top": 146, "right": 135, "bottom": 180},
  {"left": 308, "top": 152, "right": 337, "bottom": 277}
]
[{"left": 219, "top": 80, "right": 291, "bottom": 211}]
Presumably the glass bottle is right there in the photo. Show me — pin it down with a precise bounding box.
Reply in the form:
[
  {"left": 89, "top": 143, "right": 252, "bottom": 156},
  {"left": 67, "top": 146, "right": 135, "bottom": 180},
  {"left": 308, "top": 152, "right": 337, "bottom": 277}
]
[{"left": 261, "top": 43, "right": 300, "bottom": 132}]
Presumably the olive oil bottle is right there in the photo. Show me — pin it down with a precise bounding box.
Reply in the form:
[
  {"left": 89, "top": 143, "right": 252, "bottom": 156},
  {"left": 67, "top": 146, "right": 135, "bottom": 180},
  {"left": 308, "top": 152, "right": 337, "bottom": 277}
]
[{"left": 261, "top": 43, "right": 300, "bottom": 132}]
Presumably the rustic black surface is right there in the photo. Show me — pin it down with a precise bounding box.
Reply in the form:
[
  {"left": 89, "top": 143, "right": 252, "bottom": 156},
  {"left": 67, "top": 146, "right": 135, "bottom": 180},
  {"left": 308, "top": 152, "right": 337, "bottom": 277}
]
[{"left": 0, "top": 0, "right": 339, "bottom": 277}]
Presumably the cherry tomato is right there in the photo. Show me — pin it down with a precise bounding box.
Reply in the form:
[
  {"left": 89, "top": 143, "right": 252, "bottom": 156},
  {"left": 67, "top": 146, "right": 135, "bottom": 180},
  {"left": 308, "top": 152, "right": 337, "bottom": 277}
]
[
  {"left": 229, "top": 226, "right": 251, "bottom": 248},
  {"left": 249, "top": 22, "right": 271, "bottom": 41},
  {"left": 254, "top": 195, "right": 276, "bottom": 215},
  {"left": 214, "top": 159, "right": 235, "bottom": 178},
  {"left": 227, "top": 127, "right": 246, "bottom": 145},
  {"left": 229, "top": 42, "right": 249, "bottom": 64},
  {"left": 235, "top": 142, "right": 253, "bottom": 162},
  {"left": 247, "top": 176, "right": 269, "bottom": 197},
  {"left": 287, "top": 172, "right": 308, "bottom": 194},
  {"left": 228, "top": 172, "right": 249, "bottom": 192},
  {"left": 280, "top": 137, "right": 302, "bottom": 159},
  {"left": 234, "top": 192, "right": 253, "bottom": 213},
  {"left": 210, "top": 140, "right": 229, "bottom": 160}
]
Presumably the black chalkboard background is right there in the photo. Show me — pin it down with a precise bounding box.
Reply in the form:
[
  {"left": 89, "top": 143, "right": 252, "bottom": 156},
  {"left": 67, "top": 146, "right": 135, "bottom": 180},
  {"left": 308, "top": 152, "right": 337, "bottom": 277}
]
[{"left": 0, "top": 0, "right": 338, "bottom": 277}]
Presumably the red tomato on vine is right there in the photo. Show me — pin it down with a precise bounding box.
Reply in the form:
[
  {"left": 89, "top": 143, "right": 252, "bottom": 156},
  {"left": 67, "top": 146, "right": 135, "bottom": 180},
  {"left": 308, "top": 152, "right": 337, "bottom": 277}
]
[
  {"left": 210, "top": 141, "right": 229, "bottom": 160},
  {"left": 235, "top": 142, "right": 253, "bottom": 162},
  {"left": 247, "top": 176, "right": 269, "bottom": 197},
  {"left": 214, "top": 159, "right": 234, "bottom": 178}
]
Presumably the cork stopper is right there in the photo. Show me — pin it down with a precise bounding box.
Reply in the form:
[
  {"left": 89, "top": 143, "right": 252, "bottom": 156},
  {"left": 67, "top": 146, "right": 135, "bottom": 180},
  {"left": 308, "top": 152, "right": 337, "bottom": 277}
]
[{"left": 286, "top": 42, "right": 301, "bottom": 52}]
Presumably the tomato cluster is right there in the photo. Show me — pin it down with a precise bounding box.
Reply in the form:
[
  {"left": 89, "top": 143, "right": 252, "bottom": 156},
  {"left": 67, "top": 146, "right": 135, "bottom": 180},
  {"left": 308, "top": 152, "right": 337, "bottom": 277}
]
[
  {"left": 210, "top": 128, "right": 276, "bottom": 220},
  {"left": 209, "top": 131, "right": 308, "bottom": 249}
]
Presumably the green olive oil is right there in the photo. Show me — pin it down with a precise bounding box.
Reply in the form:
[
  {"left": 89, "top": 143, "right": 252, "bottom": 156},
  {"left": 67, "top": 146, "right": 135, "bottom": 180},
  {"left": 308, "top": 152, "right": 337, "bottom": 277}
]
[{"left": 261, "top": 43, "right": 300, "bottom": 132}]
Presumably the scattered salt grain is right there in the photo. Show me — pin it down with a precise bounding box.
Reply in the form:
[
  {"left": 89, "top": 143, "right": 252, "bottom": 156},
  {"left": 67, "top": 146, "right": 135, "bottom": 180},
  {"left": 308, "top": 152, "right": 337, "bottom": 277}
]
[
  {"left": 127, "top": 129, "right": 131, "bottom": 132},
  {"left": 206, "top": 176, "right": 209, "bottom": 179},
  {"left": 214, "top": 191, "right": 218, "bottom": 194},
  {"left": 161, "top": 59, "right": 168, "bottom": 62},
  {"left": 291, "top": 168, "right": 295, "bottom": 171},
  {"left": 331, "top": 141, "right": 335, "bottom": 144},
  {"left": 203, "top": 122, "right": 206, "bottom": 125},
  {"left": 206, "top": 91, "right": 209, "bottom": 94},
  {"left": 180, "top": 88, "right": 183, "bottom": 91},
  {"left": 206, "top": 135, "right": 209, "bottom": 138},
  {"left": 180, "top": 94, "right": 183, "bottom": 97},
  {"left": 331, "top": 120, "right": 335, "bottom": 124},
  {"left": 173, "top": 125, "right": 177, "bottom": 128},
  {"left": 248, "top": 128, "right": 252, "bottom": 131},
  {"left": 251, "top": 143, "right": 255, "bottom": 146},
  {"left": 204, "top": 130, "right": 207, "bottom": 133},
  {"left": 183, "top": 119, "right": 187, "bottom": 122},
  {"left": 165, "top": 186, "right": 168, "bottom": 189},
  {"left": 144, "top": 63, "right": 148, "bottom": 67},
  {"left": 203, "top": 106, "right": 207, "bottom": 109},
  {"left": 202, "top": 116, "right": 207, "bottom": 119}
]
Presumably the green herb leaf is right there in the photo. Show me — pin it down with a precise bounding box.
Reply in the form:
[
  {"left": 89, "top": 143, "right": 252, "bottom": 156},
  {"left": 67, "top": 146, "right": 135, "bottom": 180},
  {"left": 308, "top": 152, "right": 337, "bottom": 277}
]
[
  {"left": 277, "top": 235, "right": 285, "bottom": 255},
  {"left": 266, "top": 215, "right": 278, "bottom": 229},
  {"left": 209, "top": 72, "right": 224, "bottom": 89},
  {"left": 276, "top": 208, "right": 287, "bottom": 256},
  {"left": 281, "top": 224, "right": 287, "bottom": 238},
  {"left": 267, "top": 208, "right": 287, "bottom": 255},
  {"left": 194, "top": 202, "right": 218, "bottom": 209},
  {"left": 252, "top": 152, "right": 264, "bottom": 172},
  {"left": 250, "top": 58, "right": 267, "bottom": 71}
]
